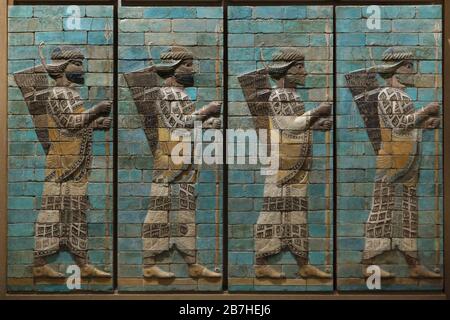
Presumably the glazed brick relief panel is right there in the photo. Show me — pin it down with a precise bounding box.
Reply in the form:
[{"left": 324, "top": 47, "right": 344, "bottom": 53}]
[
  {"left": 336, "top": 5, "right": 443, "bottom": 291},
  {"left": 7, "top": 5, "right": 114, "bottom": 292},
  {"left": 227, "top": 6, "right": 334, "bottom": 292},
  {"left": 5, "top": 3, "right": 445, "bottom": 294},
  {"left": 118, "top": 6, "right": 223, "bottom": 291}
]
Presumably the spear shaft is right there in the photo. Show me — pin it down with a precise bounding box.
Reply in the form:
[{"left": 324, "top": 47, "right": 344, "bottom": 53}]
[
  {"left": 104, "top": 22, "right": 112, "bottom": 271},
  {"left": 433, "top": 27, "right": 440, "bottom": 269},
  {"left": 325, "top": 21, "right": 332, "bottom": 269},
  {"left": 214, "top": 24, "right": 222, "bottom": 272}
]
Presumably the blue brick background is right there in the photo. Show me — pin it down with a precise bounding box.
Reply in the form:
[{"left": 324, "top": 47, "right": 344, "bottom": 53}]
[
  {"left": 336, "top": 5, "right": 443, "bottom": 291},
  {"left": 118, "top": 6, "right": 223, "bottom": 292},
  {"left": 227, "top": 6, "right": 334, "bottom": 292},
  {"left": 8, "top": 5, "right": 114, "bottom": 292}
]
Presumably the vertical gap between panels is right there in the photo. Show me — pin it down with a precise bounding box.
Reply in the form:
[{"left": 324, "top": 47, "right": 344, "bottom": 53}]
[
  {"left": 441, "top": 0, "right": 448, "bottom": 297},
  {"left": 441, "top": 0, "right": 444, "bottom": 295},
  {"left": 1, "top": 0, "right": 9, "bottom": 299},
  {"left": 222, "top": 0, "right": 229, "bottom": 292},
  {"left": 113, "top": 0, "right": 119, "bottom": 291},
  {"left": 332, "top": 2, "right": 338, "bottom": 292}
]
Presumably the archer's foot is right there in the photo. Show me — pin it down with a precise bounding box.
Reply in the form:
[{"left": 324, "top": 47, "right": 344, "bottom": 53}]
[
  {"left": 33, "top": 265, "right": 64, "bottom": 278},
  {"left": 298, "top": 265, "right": 331, "bottom": 279},
  {"left": 254, "top": 265, "right": 286, "bottom": 279},
  {"left": 81, "top": 264, "right": 111, "bottom": 278},
  {"left": 363, "top": 267, "right": 395, "bottom": 279},
  {"left": 409, "top": 265, "right": 441, "bottom": 279},
  {"left": 188, "top": 264, "right": 221, "bottom": 278},
  {"left": 143, "top": 266, "right": 175, "bottom": 279}
]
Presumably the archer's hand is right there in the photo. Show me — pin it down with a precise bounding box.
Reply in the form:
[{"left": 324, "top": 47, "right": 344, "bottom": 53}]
[
  {"left": 316, "top": 102, "right": 332, "bottom": 117},
  {"left": 423, "top": 102, "right": 440, "bottom": 117},
  {"left": 312, "top": 117, "right": 333, "bottom": 131},
  {"left": 94, "top": 101, "right": 112, "bottom": 116},
  {"left": 203, "top": 117, "right": 221, "bottom": 129},
  {"left": 424, "top": 117, "right": 440, "bottom": 129},
  {"left": 95, "top": 117, "right": 112, "bottom": 131},
  {"left": 204, "top": 101, "right": 222, "bottom": 117}
]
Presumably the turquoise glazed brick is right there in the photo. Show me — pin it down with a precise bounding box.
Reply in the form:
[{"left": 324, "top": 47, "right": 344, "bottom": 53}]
[
  {"left": 33, "top": 6, "right": 85, "bottom": 18},
  {"left": 336, "top": 7, "right": 362, "bottom": 19},
  {"left": 9, "top": 17, "right": 62, "bottom": 32},
  {"left": 253, "top": 7, "right": 285, "bottom": 19},
  {"left": 125, "top": 18, "right": 172, "bottom": 32},
  {"left": 88, "top": 31, "right": 113, "bottom": 45},
  {"left": 393, "top": 19, "right": 440, "bottom": 33},
  {"left": 86, "top": 6, "right": 113, "bottom": 18},
  {"left": 197, "top": 7, "right": 223, "bottom": 19},
  {"left": 307, "top": 6, "right": 333, "bottom": 19},
  {"left": 118, "top": 32, "right": 144, "bottom": 45},
  {"left": 62, "top": 17, "right": 111, "bottom": 31},
  {"left": 35, "top": 32, "right": 63, "bottom": 44},
  {"left": 229, "top": 6, "right": 252, "bottom": 20},
  {"left": 417, "top": 5, "right": 441, "bottom": 19},
  {"left": 9, "top": 33, "right": 34, "bottom": 46},
  {"left": 8, "top": 5, "right": 33, "bottom": 17},
  {"left": 143, "top": 7, "right": 197, "bottom": 19}
]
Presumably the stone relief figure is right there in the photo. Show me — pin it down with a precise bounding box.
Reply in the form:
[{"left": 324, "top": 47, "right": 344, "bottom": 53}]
[
  {"left": 346, "top": 47, "right": 441, "bottom": 279},
  {"left": 239, "top": 48, "right": 333, "bottom": 279},
  {"left": 124, "top": 46, "right": 222, "bottom": 279},
  {"left": 14, "top": 45, "right": 112, "bottom": 278}
]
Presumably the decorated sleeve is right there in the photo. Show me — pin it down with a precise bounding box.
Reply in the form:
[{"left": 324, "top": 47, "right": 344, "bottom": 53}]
[
  {"left": 377, "top": 89, "right": 416, "bottom": 129},
  {"left": 47, "top": 89, "right": 87, "bottom": 130}
]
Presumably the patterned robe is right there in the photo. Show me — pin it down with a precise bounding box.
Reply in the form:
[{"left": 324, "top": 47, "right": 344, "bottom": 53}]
[
  {"left": 35, "top": 87, "right": 93, "bottom": 260},
  {"left": 142, "top": 86, "right": 199, "bottom": 264},
  {"left": 255, "top": 88, "right": 312, "bottom": 261},
  {"left": 363, "top": 87, "right": 421, "bottom": 261}
]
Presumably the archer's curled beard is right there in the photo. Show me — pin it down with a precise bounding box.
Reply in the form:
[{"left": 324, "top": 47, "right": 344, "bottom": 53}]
[
  {"left": 175, "top": 73, "right": 194, "bottom": 87},
  {"left": 286, "top": 74, "right": 305, "bottom": 86},
  {"left": 66, "top": 72, "right": 85, "bottom": 85},
  {"left": 396, "top": 74, "right": 416, "bottom": 87}
]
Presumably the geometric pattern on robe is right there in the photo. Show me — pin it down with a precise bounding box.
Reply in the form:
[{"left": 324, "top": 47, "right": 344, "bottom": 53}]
[
  {"left": 142, "top": 87, "right": 199, "bottom": 263},
  {"left": 255, "top": 88, "right": 312, "bottom": 261},
  {"left": 363, "top": 87, "right": 421, "bottom": 261},
  {"left": 35, "top": 87, "right": 93, "bottom": 259}
]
